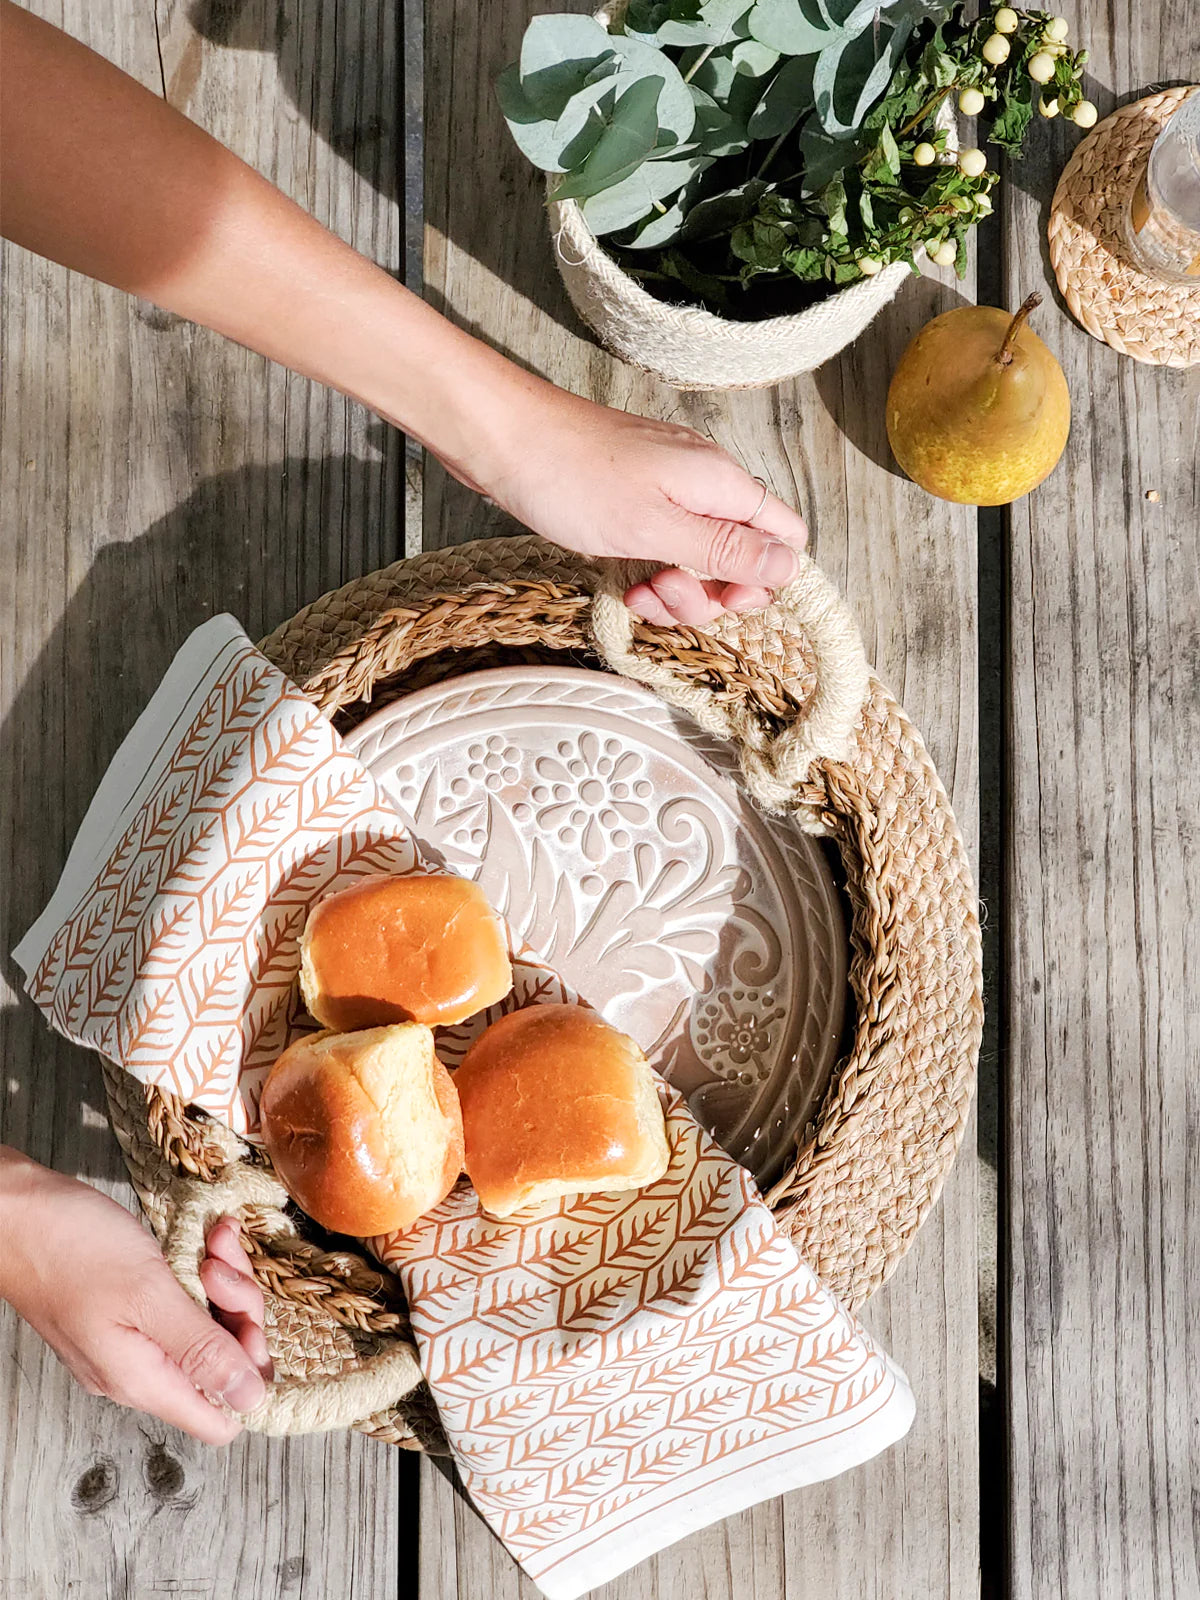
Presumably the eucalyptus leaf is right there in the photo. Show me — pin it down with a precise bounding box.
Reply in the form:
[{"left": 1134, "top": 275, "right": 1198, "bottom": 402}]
[
  {"left": 518, "top": 14, "right": 617, "bottom": 117},
  {"left": 688, "top": 84, "right": 750, "bottom": 155},
  {"left": 746, "top": 53, "right": 814, "bottom": 138},
  {"left": 607, "top": 30, "right": 697, "bottom": 144},
  {"left": 747, "top": 0, "right": 847, "bottom": 57},
  {"left": 497, "top": 65, "right": 576, "bottom": 172},
  {"left": 553, "top": 76, "right": 665, "bottom": 201},
  {"left": 680, "top": 177, "right": 772, "bottom": 241},
  {"left": 579, "top": 150, "right": 712, "bottom": 233},
  {"left": 796, "top": 116, "right": 864, "bottom": 193}
]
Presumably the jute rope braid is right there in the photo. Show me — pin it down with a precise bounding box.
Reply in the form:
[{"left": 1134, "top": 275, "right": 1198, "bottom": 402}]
[
  {"left": 1048, "top": 86, "right": 1200, "bottom": 368},
  {"left": 105, "top": 533, "right": 982, "bottom": 1442}
]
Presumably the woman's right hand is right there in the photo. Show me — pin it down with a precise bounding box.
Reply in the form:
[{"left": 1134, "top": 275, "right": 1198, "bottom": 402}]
[{"left": 0, "top": 1148, "right": 271, "bottom": 1445}]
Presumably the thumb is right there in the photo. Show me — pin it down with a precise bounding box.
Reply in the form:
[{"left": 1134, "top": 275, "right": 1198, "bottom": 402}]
[
  {"left": 139, "top": 1273, "right": 267, "bottom": 1414},
  {"left": 667, "top": 513, "right": 802, "bottom": 590}
]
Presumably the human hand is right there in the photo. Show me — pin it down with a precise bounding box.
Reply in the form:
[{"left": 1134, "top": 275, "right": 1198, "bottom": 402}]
[
  {"left": 0, "top": 1150, "right": 271, "bottom": 1445},
  {"left": 455, "top": 385, "right": 809, "bottom": 627}
]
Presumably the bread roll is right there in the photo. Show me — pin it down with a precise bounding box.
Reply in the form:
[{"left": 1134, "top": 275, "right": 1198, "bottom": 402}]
[
  {"left": 299, "top": 873, "right": 512, "bottom": 1031},
  {"left": 453, "top": 1004, "right": 670, "bottom": 1218},
  {"left": 259, "top": 1023, "right": 463, "bottom": 1236}
]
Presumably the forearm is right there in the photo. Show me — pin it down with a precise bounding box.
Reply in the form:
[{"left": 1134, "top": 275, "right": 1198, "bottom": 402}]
[
  {"left": 0, "top": 2, "right": 546, "bottom": 484},
  {"left": 0, "top": 1146, "right": 45, "bottom": 1302}
]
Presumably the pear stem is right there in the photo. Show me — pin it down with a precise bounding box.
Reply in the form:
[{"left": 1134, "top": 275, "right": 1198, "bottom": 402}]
[{"left": 995, "top": 292, "right": 1042, "bottom": 366}]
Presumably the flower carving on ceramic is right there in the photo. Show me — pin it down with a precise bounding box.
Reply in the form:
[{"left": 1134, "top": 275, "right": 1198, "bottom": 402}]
[
  {"left": 527, "top": 734, "right": 651, "bottom": 863},
  {"left": 692, "top": 989, "right": 787, "bottom": 1083},
  {"left": 349, "top": 668, "right": 848, "bottom": 1187}
]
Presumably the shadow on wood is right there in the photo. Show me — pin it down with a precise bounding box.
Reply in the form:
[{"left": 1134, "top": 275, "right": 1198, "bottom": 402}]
[{"left": 0, "top": 453, "right": 400, "bottom": 1180}]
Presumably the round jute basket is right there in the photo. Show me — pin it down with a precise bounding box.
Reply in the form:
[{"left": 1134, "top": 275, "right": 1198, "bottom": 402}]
[{"left": 102, "top": 535, "right": 982, "bottom": 1450}]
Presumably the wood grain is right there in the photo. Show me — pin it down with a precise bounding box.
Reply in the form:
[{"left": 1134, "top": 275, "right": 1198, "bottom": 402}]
[
  {"left": 0, "top": 3, "right": 408, "bottom": 1595},
  {"left": 1003, "top": 9, "right": 1200, "bottom": 1596},
  {"left": 419, "top": 3, "right": 979, "bottom": 1596}
]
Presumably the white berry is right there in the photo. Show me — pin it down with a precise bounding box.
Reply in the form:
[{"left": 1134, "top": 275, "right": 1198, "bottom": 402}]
[
  {"left": 858, "top": 256, "right": 883, "bottom": 276},
  {"left": 1028, "top": 51, "right": 1056, "bottom": 82},
  {"left": 931, "top": 240, "right": 959, "bottom": 267},
  {"left": 1039, "top": 94, "right": 1060, "bottom": 118},
  {"left": 958, "top": 147, "right": 988, "bottom": 177},
  {"left": 959, "top": 86, "right": 986, "bottom": 115},
  {"left": 1071, "top": 99, "right": 1098, "bottom": 128},
  {"left": 993, "top": 7, "right": 1019, "bottom": 32},
  {"left": 982, "top": 33, "right": 1011, "bottom": 64},
  {"left": 1045, "top": 16, "right": 1070, "bottom": 41},
  {"left": 975, "top": 191, "right": 994, "bottom": 214},
  {"left": 913, "top": 142, "right": 937, "bottom": 166}
]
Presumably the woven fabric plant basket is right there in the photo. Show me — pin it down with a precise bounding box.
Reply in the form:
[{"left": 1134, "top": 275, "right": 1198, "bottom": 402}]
[{"left": 103, "top": 535, "right": 982, "bottom": 1450}]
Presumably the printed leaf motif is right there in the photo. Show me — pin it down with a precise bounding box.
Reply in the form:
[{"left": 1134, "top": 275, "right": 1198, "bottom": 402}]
[
  {"left": 172, "top": 688, "right": 222, "bottom": 766},
  {"left": 650, "top": 1244, "right": 710, "bottom": 1304},
  {"left": 670, "top": 1379, "right": 746, "bottom": 1429},
  {"left": 248, "top": 903, "right": 306, "bottom": 983},
  {"left": 587, "top": 1395, "right": 668, "bottom": 1445},
  {"left": 89, "top": 940, "right": 133, "bottom": 1013},
  {"left": 471, "top": 1390, "right": 550, "bottom": 1435},
  {"left": 300, "top": 770, "right": 368, "bottom": 828},
  {"left": 206, "top": 869, "right": 262, "bottom": 937},
  {"left": 141, "top": 776, "right": 193, "bottom": 846},
  {"left": 223, "top": 663, "right": 274, "bottom": 726},
  {"left": 255, "top": 710, "right": 322, "bottom": 774},
  {"left": 627, "top": 1435, "right": 700, "bottom": 1484},
  {"left": 191, "top": 741, "right": 244, "bottom": 808},
  {"left": 184, "top": 949, "right": 243, "bottom": 1016},
  {"left": 600, "top": 1204, "right": 674, "bottom": 1266},
  {"left": 549, "top": 1450, "right": 626, "bottom": 1502},
  {"left": 508, "top": 1420, "right": 580, "bottom": 1465},
  {"left": 113, "top": 860, "right": 158, "bottom": 932},
  {"left": 137, "top": 899, "right": 195, "bottom": 968},
  {"left": 426, "top": 1336, "right": 511, "bottom": 1392},
  {"left": 161, "top": 816, "right": 221, "bottom": 883},
  {"left": 680, "top": 1167, "right": 732, "bottom": 1235},
  {"left": 553, "top": 1368, "right": 635, "bottom": 1412},
  {"left": 501, "top": 1505, "right": 582, "bottom": 1546},
  {"left": 120, "top": 990, "right": 177, "bottom": 1057},
  {"left": 721, "top": 1331, "right": 794, "bottom": 1379},
  {"left": 560, "top": 1270, "right": 641, "bottom": 1329},
  {"left": 231, "top": 792, "right": 293, "bottom": 854},
  {"left": 66, "top": 900, "right": 113, "bottom": 966}
]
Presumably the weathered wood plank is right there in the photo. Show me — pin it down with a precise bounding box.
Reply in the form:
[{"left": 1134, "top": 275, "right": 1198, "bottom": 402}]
[
  {"left": 0, "top": 4, "right": 408, "bottom": 1595},
  {"left": 1002, "top": 10, "right": 1200, "bottom": 1596},
  {"left": 419, "top": 3, "right": 980, "bottom": 1595}
]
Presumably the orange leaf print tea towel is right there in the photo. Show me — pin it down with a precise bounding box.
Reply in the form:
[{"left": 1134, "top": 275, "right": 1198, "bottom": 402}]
[
  {"left": 378, "top": 1087, "right": 914, "bottom": 1599},
  {"left": 12, "top": 615, "right": 426, "bottom": 1131}
]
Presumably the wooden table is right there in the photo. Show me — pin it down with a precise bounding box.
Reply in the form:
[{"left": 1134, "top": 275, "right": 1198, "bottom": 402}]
[{"left": 0, "top": 5, "right": 1195, "bottom": 1597}]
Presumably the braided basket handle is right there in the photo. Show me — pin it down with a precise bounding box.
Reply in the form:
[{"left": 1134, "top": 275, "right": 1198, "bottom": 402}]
[{"left": 591, "top": 551, "right": 872, "bottom": 815}]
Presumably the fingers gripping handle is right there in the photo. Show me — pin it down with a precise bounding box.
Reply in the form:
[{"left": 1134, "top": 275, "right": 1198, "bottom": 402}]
[{"left": 591, "top": 552, "right": 871, "bottom": 817}]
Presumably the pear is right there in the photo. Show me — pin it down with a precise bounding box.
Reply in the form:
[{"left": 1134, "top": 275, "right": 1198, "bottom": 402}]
[{"left": 886, "top": 293, "right": 1070, "bottom": 505}]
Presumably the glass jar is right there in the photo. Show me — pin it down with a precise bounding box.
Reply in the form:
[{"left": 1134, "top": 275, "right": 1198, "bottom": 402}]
[{"left": 1124, "top": 90, "right": 1200, "bottom": 284}]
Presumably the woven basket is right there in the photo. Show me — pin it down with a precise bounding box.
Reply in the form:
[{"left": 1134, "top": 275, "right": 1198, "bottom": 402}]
[
  {"left": 103, "top": 535, "right": 982, "bottom": 1449},
  {"left": 547, "top": 70, "right": 956, "bottom": 391}
]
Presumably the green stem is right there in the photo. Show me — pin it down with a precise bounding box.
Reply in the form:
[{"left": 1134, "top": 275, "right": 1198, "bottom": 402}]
[
  {"left": 901, "top": 83, "right": 957, "bottom": 138},
  {"left": 755, "top": 127, "right": 790, "bottom": 181},
  {"left": 682, "top": 44, "right": 715, "bottom": 84}
]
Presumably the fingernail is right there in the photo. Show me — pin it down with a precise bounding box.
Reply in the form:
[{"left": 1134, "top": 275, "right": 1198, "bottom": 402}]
[
  {"left": 209, "top": 1263, "right": 244, "bottom": 1288},
  {"left": 756, "top": 541, "right": 799, "bottom": 586},
  {"left": 222, "top": 1368, "right": 266, "bottom": 1414}
]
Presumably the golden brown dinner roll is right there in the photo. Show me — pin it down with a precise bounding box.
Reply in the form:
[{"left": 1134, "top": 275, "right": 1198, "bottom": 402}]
[
  {"left": 454, "top": 1004, "right": 670, "bottom": 1219},
  {"left": 259, "top": 1023, "right": 464, "bottom": 1236},
  {"left": 299, "top": 873, "right": 512, "bottom": 1031}
]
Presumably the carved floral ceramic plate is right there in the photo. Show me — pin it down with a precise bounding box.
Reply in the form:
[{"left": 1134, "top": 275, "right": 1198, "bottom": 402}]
[{"left": 346, "top": 667, "right": 848, "bottom": 1189}]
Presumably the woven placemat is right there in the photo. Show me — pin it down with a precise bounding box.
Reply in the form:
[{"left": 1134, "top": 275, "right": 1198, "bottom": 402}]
[{"left": 1048, "top": 86, "right": 1200, "bottom": 368}]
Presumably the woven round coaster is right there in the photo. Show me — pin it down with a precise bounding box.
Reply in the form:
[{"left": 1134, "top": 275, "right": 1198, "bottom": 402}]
[{"left": 1048, "top": 86, "right": 1200, "bottom": 367}]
